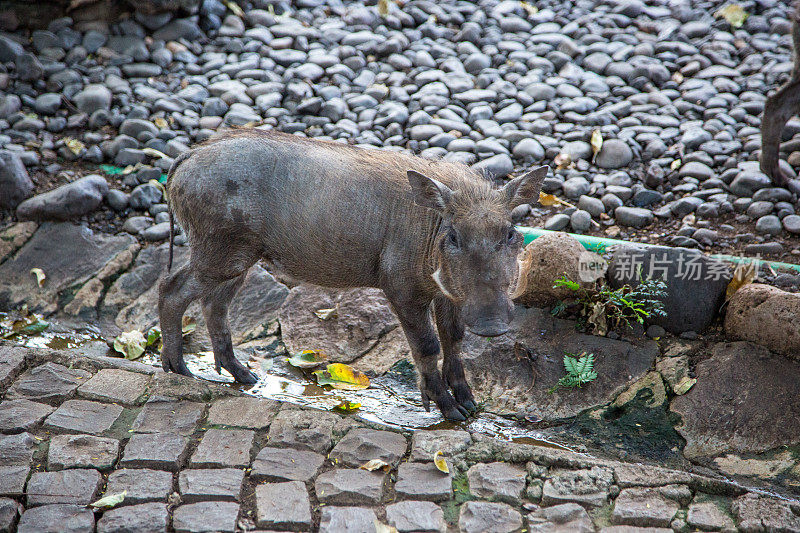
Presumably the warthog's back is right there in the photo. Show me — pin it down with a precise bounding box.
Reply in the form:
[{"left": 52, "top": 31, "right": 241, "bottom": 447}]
[{"left": 168, "top": 129, "right": 484, "bottom": 288}]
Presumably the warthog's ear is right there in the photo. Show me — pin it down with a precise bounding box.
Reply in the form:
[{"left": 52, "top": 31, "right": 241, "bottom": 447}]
[
  {"left": 408, "top": 170, "right": 453, "bottom": 211},
  {"left": 502, "top": 166, "right": 549, "bottom": 209}
]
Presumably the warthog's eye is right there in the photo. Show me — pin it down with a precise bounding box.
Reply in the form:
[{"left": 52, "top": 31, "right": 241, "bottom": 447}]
[
  {"left": 447, "top": 229, "right": 460, "bottom": 249},
  {"left": 507, "top": 227, "right": 517, "bottom": 244}
]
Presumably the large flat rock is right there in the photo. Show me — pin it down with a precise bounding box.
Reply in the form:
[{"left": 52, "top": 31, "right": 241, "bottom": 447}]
[
  {"left": 0, "top": 222, "right": 135, "bottom": 314},
  {"left": 461, "top": 306, "right": 658, "bottom": 420},
  {"left": 670, "top": 341, "right": 800, "bottom": 459},
  {"left": 279, "top": 285, "right": 405, "bottom": 373},
  {"left": 115, "top": 263, "right": 288, "bottom": 351}
]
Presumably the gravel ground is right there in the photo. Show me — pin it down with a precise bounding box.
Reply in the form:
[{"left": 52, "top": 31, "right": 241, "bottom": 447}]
[{"left": 1, "top": 0, "right": 800, "bottom": 262}]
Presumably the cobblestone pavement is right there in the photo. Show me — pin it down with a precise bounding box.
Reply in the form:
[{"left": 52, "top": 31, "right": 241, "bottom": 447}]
[{"left": 2, "top": 343, "right": 799, "bottom": 533}]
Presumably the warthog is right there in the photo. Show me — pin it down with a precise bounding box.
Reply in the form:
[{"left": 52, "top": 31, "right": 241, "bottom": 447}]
[{"left": 159, "top": 129, "right": 547, "bottom": 420}]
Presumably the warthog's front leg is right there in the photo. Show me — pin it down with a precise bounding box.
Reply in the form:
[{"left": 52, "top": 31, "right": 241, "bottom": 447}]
[
  {"left": 201, "top": 274, "right": 258, "bottom": 384},
  {"left": 386, "top": 290, "right": 469, "bottom": 421},
  {"left": 434, "top": 295, "right": 477, "bottom": 414}
]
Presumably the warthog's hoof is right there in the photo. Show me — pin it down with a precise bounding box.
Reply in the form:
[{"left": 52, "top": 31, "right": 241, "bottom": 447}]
[
  {"left": 216, "top": 356, "right": 258, "bottom": 385},
  {"left": 162, "top": 354, "right": 195, "bottom": 378}
]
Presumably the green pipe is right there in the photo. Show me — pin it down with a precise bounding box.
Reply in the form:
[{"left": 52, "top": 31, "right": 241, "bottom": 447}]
[{"left": 516, "top": 226, "right": 800, "bottom": 274}]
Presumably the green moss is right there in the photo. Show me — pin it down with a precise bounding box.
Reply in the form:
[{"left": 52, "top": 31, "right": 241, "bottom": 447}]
[
  {"left": 590, "top": 502, "right": 614, "bottom": 529},
  {"left": 441, "top": 474, "right": 475, "bottom": 524},
  {"left": 553, "top": 387, "right": 685, "bottom": 466}
]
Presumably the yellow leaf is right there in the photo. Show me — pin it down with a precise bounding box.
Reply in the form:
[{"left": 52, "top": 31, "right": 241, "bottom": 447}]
[
  {"left": 590, "top": 129, "right": 603, "bottom": 162},
  {"left": 142, "top": 147, "right": 169, "bottom": 159},
  {"left": 314, "top": 363, "right": 370, "bottom": 390},
  {"left": 148, "top": 178, "right": 168, "bottom": 203},
  {"left": 670, "top": 159, "right": 681, "bottom": 171},
  {"left": 223, "top": 0, "right": 244, "bottom": 18},
  {"left": 153, "top": 117, "right": 169, "bottom": 129},
  {"left": 359, "top": 458, "right": 389, "bottom": 471},
  {"left": 725, "top": 262, "right": 756, "bottom": 302},
  {"left": 89, "top": 491, "right": 126, "bottom": 510},
  {"left": 30, "top": 268, "right": 46, "bottom": 287},
  {"left": 554, "top": 152, "right": 573, "bottom": 169},
  {"left": 377, "top": 0, "right": 390, "bottom": 16},
  {"left": 433, "top": 450, "right": 449, "bottom": 474},
  {"left": 538, "top": 192, "right": 575, "bottom": 209},
  {"left": 674, "top": 376, "right": 696, "bottom": 395},
  {"left": 520, "top": 1, "right": 538, "bottom": 16},
  {"left": 314, "top": 307, "right": 338, "bottom": 320},
  {"left": 64, "top": 137, "right": 85, "bottom": 155},
  {"left": 716, "top": 4, "right": 748, "bottom": 28},
  {"left": 333, "top": 400, "right": 361, "bottom": 413}
]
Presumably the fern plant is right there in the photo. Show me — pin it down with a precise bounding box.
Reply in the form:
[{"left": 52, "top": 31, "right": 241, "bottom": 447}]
[
  {"left": 552, "top": 271, "right": 667, "bottom": 335},
  {"left": 549, "top": 352, "right": 598, "bottom": 393}
]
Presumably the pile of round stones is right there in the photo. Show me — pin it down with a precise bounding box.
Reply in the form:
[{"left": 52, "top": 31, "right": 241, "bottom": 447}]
[{"left": 0, "top": 0, "right": 799, "bottom": 254}]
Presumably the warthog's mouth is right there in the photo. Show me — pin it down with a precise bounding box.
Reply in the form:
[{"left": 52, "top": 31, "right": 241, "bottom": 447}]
[{"left": 467, "top": 324, "right": 511, "bottom": 337}]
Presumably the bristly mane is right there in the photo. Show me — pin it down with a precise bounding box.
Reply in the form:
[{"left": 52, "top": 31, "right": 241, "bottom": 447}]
[{"left": 198, "top": 127, "right": 505, "bottom": 212}]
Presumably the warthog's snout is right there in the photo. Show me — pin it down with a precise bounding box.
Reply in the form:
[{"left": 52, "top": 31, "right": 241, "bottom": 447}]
[{"left": 464, "top": 298, "right": 514, "bottom": 337}]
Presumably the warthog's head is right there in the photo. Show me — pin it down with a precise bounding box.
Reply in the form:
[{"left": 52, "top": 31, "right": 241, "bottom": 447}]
[{"left": 408, "top": 166, "right": 549, "bottom": 337}]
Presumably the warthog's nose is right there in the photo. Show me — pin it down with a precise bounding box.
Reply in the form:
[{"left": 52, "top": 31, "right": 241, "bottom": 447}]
[{"left": 467, "top": 320, "right": 511, "bottom": 337}]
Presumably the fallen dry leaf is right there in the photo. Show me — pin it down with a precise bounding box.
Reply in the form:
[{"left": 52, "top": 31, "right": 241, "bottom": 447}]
[
  {"left": 314, "top": 363, "right": 370, "bottom": 390},
  {"left": 113, "top": 331, "right": 146, "bottom": 360},
  {"left": 725, "top": 261, "right": 757, "bottom": 302},
  {"left": 64, "top": 137, "right": 85, "bottom": 155},
  {"left": 287, "top": 349, "right": 327, "bottom": 369},
  {"left": 30, "top": 268, "right": 45, "bottom": 288},
  {"left": 433, "top": 450, "right": 450, "bottom": 474},
  {"left": 223, "top": 0, "right": 244, "bottom": 17},
  {"left": 554, "top": 152, "right": 573, "bottom": 169},
  {"left": 538, "top": 192, "right": 575, "bottom": 209},
  {"left": 360, "top": 459, "right": 389, "bottom": 471},
  {"left": 314, "top": 307, "right": 338, "bottom": 320},
  {"left": 587, "top": 301, "right": 608, "bottom": 336},
  {"left": 716, "top": 3, "right": 748, "bottom": 28},
  {"left": 89, "top": 491, "right": 126, "bottom": 510},
  {"left": 520, "top": 1, "right": 538, "bottom": 16},
  {"left": 673, "top": 376, "right": 697, "bottom": 395},
  {"left": 142, "top": 147, "right": 169, "bottom": 159},
  {"left": 590, "top": 129, "right": 603, "bottom": 162},
  {"left": 333, "top": 400, "right": 361, "bottom": 413}
]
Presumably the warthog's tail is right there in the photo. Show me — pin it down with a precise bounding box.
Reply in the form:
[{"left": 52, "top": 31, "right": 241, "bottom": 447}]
[
  {"left": 166, "top": 151, "right": 193, "bottom": 272},
  {"left": 168, "top": 210, "right": 175, "bottom": 272}
]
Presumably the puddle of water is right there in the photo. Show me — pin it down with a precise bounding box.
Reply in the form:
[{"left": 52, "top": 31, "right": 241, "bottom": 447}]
[
  {"left": 0, "top": 311, "right": 574, "bottom": 451},
  {"left": 136, "top": 349, "right": 572, "bottom": 448},
  {"left": 1, "top": 312, "right": 103, "bottom": 350}
]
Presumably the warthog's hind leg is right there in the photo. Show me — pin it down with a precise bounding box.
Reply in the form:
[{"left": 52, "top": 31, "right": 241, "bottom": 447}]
[
  {"left": 434, "top": 295, "right": 477, "bottom": 414},
  {"left": 201, "top": 273, "right": 258, "bottom": 384},
  {"left": 158, "top": 263, "right": 204, "bottom": 377}
]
